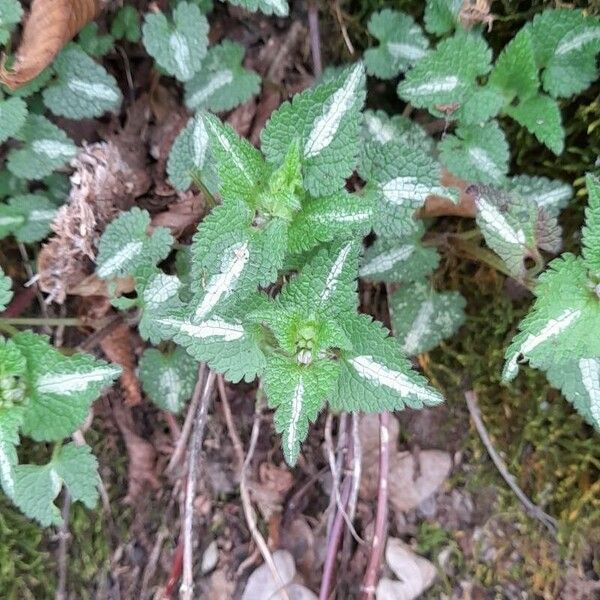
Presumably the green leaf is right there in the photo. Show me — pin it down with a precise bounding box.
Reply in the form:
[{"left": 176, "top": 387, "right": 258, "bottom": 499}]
[
  {"left": 287, "top": 190, "right": 374, "bottom": 254},
  {"left": 139, "top": 346, "right": 198, "bottom": 413},
  {"left": 504, "top": 175, "right": 572, "bottom": 216},
  {"left": 0, "top": 0, "right": 22, "bottom": 45},
  {"left": 261, "top": 62, "right": 366, "bottom": 197},
  {"left": 397, "top": 31, "right": 492, "bottom": 115},
  {"left": 77, "top": 23, "right": 114, "bottom": 57},
  {"left": 43, "top": 46, "right": 122, "bottom": 119},
  {"left": 0, "top": 170, "right": 27, "bottom": 199},
  {"left": 0, "top": 194, "right": 57, "bottom": 243},
  {"left": 154, "top": 295, "right": 267, "bottom": 383},
  {"left": 95, "top": 207, "right": 174, "bottom": 279},
  {"left": 13, "top": 442, "right": 99, "bottom": 527},
  {"left": 364, "top": 9, "right": 429, "bottom": 79},
  {"left": 202, "top": 112, "right": 268, "bottom": 204},
  {"left": 224, "top": 0, "right": 289, "bottom": 17},
  {"left": 503, "top": 254, "right": 600, "bottom": 381},
  {"left": 438, "top": 121, "right": 509, "bottom": 185},
  {"left": 12, "top": 331, "right": 121, "bottom": 440},
  {"left": 330, "top": 313, "right": 444, "bottom": 412},
  {"left": 390, "top": 281, "right": 466, "bottom": 355},
  {"left": 276, "top": 241, "right": 360, "bottom": 320},
  {"left": 7, "top": 115, "right": 77, "bottom": 181},
  {"left": 111, "top": 6, "right": 141, "bottom": 43},
  {"left": 530, "top": 9, "right": 600, "bottom": 98},
  {"left": 0, "top": 97, "right": 27, "bottom": 144},
  {"left": 582, "top": 174, "right": 600, "bottom": 279},
  {"left": 167, "top": 115, "right": 218, "bottom": 192},
  {"left": 1, "top": 68, "right": 52, "bottom": 98},
  {"left": 504, "top": 94, "right": 564, "bottom": 155},
  {"left": 472, "top": 185, "right": 560, "bottom": 278},
  {"left": 185, "top": 41, "right": 260, "bottom": 112},
  {"left": 264, "top": 355, "right": 337, "bottom": 465},
  {"left": 544, "top": 358, "right": 600, "bottom": 429},
  {"left": 0, "top": 405, "right": 23, "bottom": 498},
  {"left": 361, "top": 109, "right": 433, "bottom": 153},
  {"left": 360, "top": 140, "right": 449, "bottom": 238},
  {"left": 190, "top": 198, "right": 286, "bottom": 307},
  {"left": 134, "top": 268, "right": 184, "bottom": 343},
  {"left": 359, "top": 230, "right": 440, "bottom": 284},
  {"left": 0, "top": 267, "right": 13, "bottom": 311},
  {"left": 452, "top": 86, "right": 505, "bottom": 126},
  {"left": 488, "top": 28, "right": 539, "bottom": 102},
  {"left": 424, "top": 0, "right": 461, "bottom": 36},
  {"left": 142, "top": 2, "right": 208, "bottom": 81}
]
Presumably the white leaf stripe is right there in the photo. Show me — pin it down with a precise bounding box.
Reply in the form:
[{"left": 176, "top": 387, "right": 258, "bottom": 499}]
[
  {"left": 28, "top": 209, "right": 56, "bottom": 222},
  {"left": 287, "top": 378, "right": 304, "bottom": 459},
  {"left": 535, "top": 185, "right": 572, "bottom": 208},
  {"left": 476, "top": 197, "right": 526, "bottom": 245},
  {"left": 31, "top": 140, "right": 75, "bottom": 159},
  {"left": 161, "top": 367, "right": 183, "bottom": 412},
  {"left": 387, "top": 42, "right": 428, "bottom": 62},
  {"left": 468, "top": 147, "right": 502, "bottom": 182},
  {"left": 504, "top": 308, "right": 582, "bottom": 378},
  {"left": 380, "top": 176, "right": 434, "bottom": 205},
  {"left": 359, "top": 245, "right": 414, "bottom": 277},
  {"left": 205, "top": 118, "right": 254, "bottom": 186},
  {"left": 157, "top": 317, "right": 245, "bottom": 341},
  {"left": 401, "top": 75, "right": 460, "bottom": 96},
  {"left": 402, "top": 299, "right": 434, "bottom": 355},
  {"left": 67, "top": 79, "right": 120, "bottom": 101},
  {"left": 36, "top": 365, "right": 121, "bottom": 395},
  {"left": 192, "top": 117, "right": 209, "bottom": 165},
  {"left": 0, "top": 215, "right": 24, "bottom": 227},
  {"left": 0, "top": 444, "right": 15, "bottom": 496},
  {"left": 169, "top": 32, "right": 192, "bottom": 79},
  {"left": 364, "top": 113, "right": 395, "bottom": 144},
  {"left": 195, "top": 240, "right": 250, "bottom": 319},
  {"left": 320, "top": 242, "right": 353, "bottom": 303},
  {"left": 97, "top": 240, "right": 143, "bottom": 278},
  {"left": 556, "top": 28, "right": 600, "bottom": 55},
  {"left": 579, "top": 358, "right": 600, "bottom": 425},
  {"left": 349, "top": 355, "right": 442, "bottom": 404},
  {"left": 304, "top": 63, "right": 363, "bottom": 158},
  {"left": 143, "top": 274, "right": 180, "bottom": 307},
  {"left": 309, "top": 210, "right": 371, "bottom": 224},
  {"left": 188, "top": 70, "right": 233, "bottom": 106}
]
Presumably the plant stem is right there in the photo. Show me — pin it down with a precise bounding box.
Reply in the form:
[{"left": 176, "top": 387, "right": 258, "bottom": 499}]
[
  {"left": 360, "top": 412, "right": 390, "bottom": 600},
  {"left": 0, "top": 317, "right": 83, "bottom": 327},
  {"left": 180, "top": 368, "right": 216, "bottom": 600},
  {"left": 240, "top": 395, "right": 290, "bottom": 600}
]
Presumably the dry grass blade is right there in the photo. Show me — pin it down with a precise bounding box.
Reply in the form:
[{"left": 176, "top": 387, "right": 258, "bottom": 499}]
[{"left": 0, "top": 0, "right": 103, "bottom": 89}]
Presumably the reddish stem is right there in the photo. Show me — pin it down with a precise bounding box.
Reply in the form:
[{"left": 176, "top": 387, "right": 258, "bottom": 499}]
[
  {"left": 360, "top": 412, "right": 390, "bottom": 600},
  {"left": 163, "top": 537, "right": 184, "bottom": 600}
]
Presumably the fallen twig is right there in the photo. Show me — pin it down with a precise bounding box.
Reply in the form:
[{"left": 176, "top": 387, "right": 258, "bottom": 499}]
[
  {"left": 360, "top": 412, "right": 391, "bottom": 600},
  {"left": 240, "top": 397, "right": 290, "bottom": 600},
  {"left": 217, "top": 374, "right": 244, "bottom": 478},
  {"left": 180, "top": 369, "right": 216, "bottom": 600},
  {"left": 465, "top": 390, "right": 557, "bottom": 535},
  {"left": 54, "top": 492, "right": 71, "bottom": 600},
  {"left": 319, "top": 467, "right": 353, "bottom": 600},
  {"left": 166, "top": 364, "right": 207, "bottom": 474},
  {"left": 308, "top": 1, "right": 322, "bottom": 78}
]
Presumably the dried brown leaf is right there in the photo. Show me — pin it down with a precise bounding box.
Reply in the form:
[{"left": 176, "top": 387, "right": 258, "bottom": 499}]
[
  {"left": 100, "top": 322, "right": 142, "bottom": 407},
  {"left": 0, "top": 0, "right": 104, "bottom": 89},
  {"left": 112, "top": 398, "right": 161, "bottom": 502}
]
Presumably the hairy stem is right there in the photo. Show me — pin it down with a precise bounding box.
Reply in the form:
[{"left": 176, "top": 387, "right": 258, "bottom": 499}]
[
  {"left": 360, "top": 412, "right": 390, "bottom": 600},
  {"left": 180, "top": 369, "right": 216, "bottom": 600},
  {"left": 240, "top": 396, "right": 290, "bottom": 600}
]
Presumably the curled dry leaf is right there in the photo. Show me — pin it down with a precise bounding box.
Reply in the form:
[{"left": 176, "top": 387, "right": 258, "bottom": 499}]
[
  {"left": 376, "top": 538, "right": 436, "bottom": 600},
  {"left": 38, "top": 135, "right": 151, "bottom": 303},
  {"left": 419, "top": 170, "right": 476, "bottom": 219},
  {"left": 359, "top": 414, "right": 452, "bottom": 514},
  {"left": 99, "top": 322, "right": 142, "bottom": 407},
  {"left": 0, "top": 0, "right": 105, "bottom": 89},
  {"left": 241, "top": 550, "right": 317, "bottom": 600},
  {"left": 249, "top": 462, "right": 294, "bottom": 521},
  {"left": 151, "top": 193, "right": 203, "bottom": 238}
]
